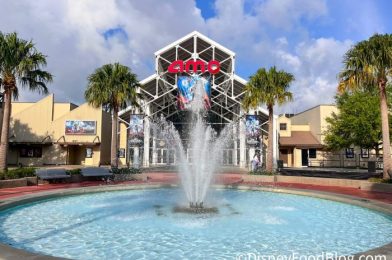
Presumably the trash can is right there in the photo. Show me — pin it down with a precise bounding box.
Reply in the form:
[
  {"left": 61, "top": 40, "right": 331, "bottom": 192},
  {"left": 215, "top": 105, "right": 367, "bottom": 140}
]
[
  {"left": 277, "top": 160, "right": 284, "bottom": 169},
  {"left": 368, "top": 161, "right": 376, "bottom": 173}
]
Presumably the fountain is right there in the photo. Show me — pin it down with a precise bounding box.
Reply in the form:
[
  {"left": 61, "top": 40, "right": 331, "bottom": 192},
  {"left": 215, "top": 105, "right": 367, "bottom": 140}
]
[{"left": 152, "top": 75, "right": 234, "bottom": 212}]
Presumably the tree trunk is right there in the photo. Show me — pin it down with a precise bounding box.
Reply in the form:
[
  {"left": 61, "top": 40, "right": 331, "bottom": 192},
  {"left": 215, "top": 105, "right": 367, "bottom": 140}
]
[
  {"left": 379, "top": 81, "right": 391, "bottom": 179},
  {"left": 266, "top": 105, "right": 274, "bottom": 172},
  {"left": 111, "top": 108, "right": 119, "bottom": 168},
  {"left": 0, "top": 90, "right": 12, "bottom": 171}
]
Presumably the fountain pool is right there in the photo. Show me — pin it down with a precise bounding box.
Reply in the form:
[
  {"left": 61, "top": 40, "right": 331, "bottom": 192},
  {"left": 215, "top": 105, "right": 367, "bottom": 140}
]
[{"left": 0, "top": 188, "right": 391, "bottom": 259}]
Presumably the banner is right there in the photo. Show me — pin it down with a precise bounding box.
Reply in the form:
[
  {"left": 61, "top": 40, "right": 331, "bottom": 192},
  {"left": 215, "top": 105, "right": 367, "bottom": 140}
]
[
  {"left": 65, "top": 120, "right": 96, "bottom": 135},
  {"left": 177, "top": 75, "right": 211, "bottom": 110},
  {"left": 129, "top": 114, "right": 144, "bottom": 144},
  {"left": 245, "top": 115, "right": 261, "bottom": 144}
]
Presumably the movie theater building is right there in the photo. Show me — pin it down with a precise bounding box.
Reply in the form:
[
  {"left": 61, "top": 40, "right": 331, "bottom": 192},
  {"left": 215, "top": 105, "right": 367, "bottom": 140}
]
[
  {"left": 5, "top": 94, "right": 111, "bottom": 166},
  {"left": 118, "top": 31, "right": 279, "bottom": 169}
]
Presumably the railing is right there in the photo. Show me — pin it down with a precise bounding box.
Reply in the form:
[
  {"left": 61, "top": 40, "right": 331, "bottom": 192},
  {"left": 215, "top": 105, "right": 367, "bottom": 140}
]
[{"left": 308, "top": 151, "right": 383, "bottom": 169}]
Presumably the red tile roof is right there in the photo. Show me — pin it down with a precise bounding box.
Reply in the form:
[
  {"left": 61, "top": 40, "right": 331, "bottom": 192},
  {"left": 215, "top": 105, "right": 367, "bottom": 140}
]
[{"left": 280, "top": 131, "right": 323, "bottom": 148}]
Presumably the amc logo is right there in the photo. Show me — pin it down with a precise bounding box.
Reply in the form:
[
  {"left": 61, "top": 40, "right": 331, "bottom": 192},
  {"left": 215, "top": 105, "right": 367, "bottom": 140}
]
[{"left": 168, "top": 60, "right": 220, "bottom": 74}]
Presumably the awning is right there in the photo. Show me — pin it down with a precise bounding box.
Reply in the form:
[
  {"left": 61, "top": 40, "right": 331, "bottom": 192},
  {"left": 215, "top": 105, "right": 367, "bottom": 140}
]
[
  {"left": 9, "top": 142, "right": 53, "bottom": 146},
  {"left": 56, "top": 142, "right": 100, "bottom": 146},
  {"left": 279, "top": 131, "right": 323, "bottom": 148}
]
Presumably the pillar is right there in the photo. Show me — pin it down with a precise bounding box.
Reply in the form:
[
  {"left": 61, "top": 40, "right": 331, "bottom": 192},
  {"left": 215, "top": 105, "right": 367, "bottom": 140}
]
[
  {"left": 143, "top": 105, "right": 150, "bottom": 167},
  {"left": 233, "top": 124, "right": 238, "bottom": 166},
  {"left": 152, "top": 138, "right": 158, "bottom": 165},
  {"left": 239, "top": 109, "right": 246, "bottom": 168},
  {"left": 273, "top": 114, "right": 278, "bottom": 169}
]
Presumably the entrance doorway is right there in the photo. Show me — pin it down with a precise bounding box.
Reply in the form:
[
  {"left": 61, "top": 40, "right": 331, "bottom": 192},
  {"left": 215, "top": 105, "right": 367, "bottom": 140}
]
[
  {"left": 280, "top": 149, "right": 288, "bottom": 166},
  {"left": 128, "top": 147, "right": 144, "bottom": 167},
  {"left": 68, "top": 145, "right": 85, "bottom": 165},
  {"left": 301, "top": 149, "right": 309, "bottom": 166}
]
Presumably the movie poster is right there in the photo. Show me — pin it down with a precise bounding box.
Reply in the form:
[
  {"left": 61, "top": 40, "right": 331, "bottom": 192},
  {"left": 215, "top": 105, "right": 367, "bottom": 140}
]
[
  {"left": 245, "top": 115, "right": 261, "bottom": 144},
  {"left": 129, "top": 114, "right": 144, "bottom": 144},
  {"left": 177, "top": 75, "right": 211, "bottom": 110},
  {"left": 65, "top": 120, "right": 96, "bottom": 135}
]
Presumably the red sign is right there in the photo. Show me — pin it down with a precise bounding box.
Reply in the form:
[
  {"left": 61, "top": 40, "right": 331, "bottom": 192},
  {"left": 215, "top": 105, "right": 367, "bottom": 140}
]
[{"left": 168, "top": 60, "right": 220, "bottom": 74}]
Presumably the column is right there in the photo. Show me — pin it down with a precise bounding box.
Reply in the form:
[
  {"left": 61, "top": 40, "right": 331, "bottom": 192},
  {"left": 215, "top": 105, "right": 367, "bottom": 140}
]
[
  {"left": 152, "top": 138, "right": 158, "bottom": 165},
  {"left": 273, "top": 114, "right": 278, "bottom": 169},
  {"left": 233, "top": 124, "right": 238, "bottom": 166},
  {"left": 239, "top": 109, "right": 246, "bottom": 168},
  {"left": 143, "top": 105, "right": 150, "bottom": 167}
]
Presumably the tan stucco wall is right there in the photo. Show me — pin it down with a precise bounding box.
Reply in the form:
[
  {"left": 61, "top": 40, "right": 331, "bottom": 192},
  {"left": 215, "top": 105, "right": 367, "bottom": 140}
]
[
  {"left": 291, "top": 106, "right": 321, "bottom": 142},
  {"left": 278, "top": 116, "right": 291, "bottom": 137},
  {"left": 293, "top": 148, "right": 302, "bottom": 167},
  {"left": 11, "top": 95, "right": 54, "bottom": 143},
  {"left": 291, "top": 125, "right": 310, "bottom": 131},
  {"left": 119, "top": 121, "right": 128, "bottom": 166},
  {"left": 53, "top": 103, "right": 76, "bottom": 121},
  {"left": 319, "top": 105, "right": 338, "bottom": 144},
  {"left": 10, "top": 102, "right": 34, "bottom": 114},
  {"left": 290, "top": 105, "right": 337, "bottom": 144},
  {"left": 7, "top": 94, "right": 111, "bottom": 166}
]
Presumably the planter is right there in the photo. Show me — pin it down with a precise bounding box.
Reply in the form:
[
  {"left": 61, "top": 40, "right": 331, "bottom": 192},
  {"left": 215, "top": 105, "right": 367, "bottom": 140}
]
[
  {"left": 114, "top": 173, "right": 147, "bottom": 182},
  {"left": 70, "top": 174, "right": 83, "bottom": 183},
  {"left": 26, "top": 176, "right": 38, "bottom": 186},
  {"left": 360, "top": 182, "right": 392, "bottom": 193},
  {"left": 0, "top": 178, "right": 27, "bottom": 189}
]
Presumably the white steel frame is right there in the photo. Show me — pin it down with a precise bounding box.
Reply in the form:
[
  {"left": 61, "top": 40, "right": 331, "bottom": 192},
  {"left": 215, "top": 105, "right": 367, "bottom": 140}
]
[{"left": 119, "top": 31, "right": 278, "bottom": 169}]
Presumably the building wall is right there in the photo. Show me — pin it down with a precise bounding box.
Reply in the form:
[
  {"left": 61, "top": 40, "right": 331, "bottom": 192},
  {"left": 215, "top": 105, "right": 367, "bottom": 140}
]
[
  {"left": 11, "top": 95, "right": 54, "bottom": 143},
  {"left": 319, "top": 105, "right": 338, "bottom": 144},
  {"left": 118, "top": 121, "right": 128, "bottom": 166},
  {"left": 290, "top": 105, "right": 337, "bottom": 144},
  {"left": 279, "top": 105, "right": 337, "bottom": 168},
  {"left": 278, "top": 116, "right": 291, "bottom": 137},
  {"left": 7, "top": 94, "right": 111, "bottom": 166}
]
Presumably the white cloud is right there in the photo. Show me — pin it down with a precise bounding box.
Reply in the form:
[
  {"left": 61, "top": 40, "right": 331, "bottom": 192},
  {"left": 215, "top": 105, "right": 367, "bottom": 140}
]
[
  {"left": 0, "top": 0, "right": 356, "bottom": 114},
  {"left": 257, "top": 0, "right": 328, "bottom": 30},
  {"left": 277, "top": 38, "right": 353, "bottom": 113}
]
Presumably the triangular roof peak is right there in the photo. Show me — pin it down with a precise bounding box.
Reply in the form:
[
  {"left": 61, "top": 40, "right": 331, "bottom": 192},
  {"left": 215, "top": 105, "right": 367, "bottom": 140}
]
[{"left": 154, "top": 31, "right": 235, "bottom": 57}]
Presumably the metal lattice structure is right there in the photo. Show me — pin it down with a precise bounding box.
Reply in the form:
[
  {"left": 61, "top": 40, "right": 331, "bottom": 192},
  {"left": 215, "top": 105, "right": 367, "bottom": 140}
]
[{"left": 119, "top": 31, "right": 278, "bottom": 168}]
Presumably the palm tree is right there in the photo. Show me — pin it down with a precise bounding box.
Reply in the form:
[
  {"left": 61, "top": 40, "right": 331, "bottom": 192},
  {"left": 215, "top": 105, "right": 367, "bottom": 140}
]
[
  {"left": 242, "top": 66, "right": 294, "bottom": 172},
  {"left": 0, "top": 32, "right": 52, "bottom": 171},
  {"left": 338, "top": 34, "right": 392, "bottom": 179},
  {"left": 85, "top": 63, "right": 140, "bottom": 168}
]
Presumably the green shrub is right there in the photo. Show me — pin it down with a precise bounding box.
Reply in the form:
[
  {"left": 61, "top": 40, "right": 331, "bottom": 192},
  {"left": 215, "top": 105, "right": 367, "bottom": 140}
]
[
  {"left": 368, "top": 177, "right": 392, "bottom": 184},
  {"left": 111, "top": 167, "right": 142, "bottom": 174},
  {"left": 66, "top": 168, "right": 81, "bottom": 175},
  {"left": 0, "top": 167, "right": 36, "bottom": 180}
]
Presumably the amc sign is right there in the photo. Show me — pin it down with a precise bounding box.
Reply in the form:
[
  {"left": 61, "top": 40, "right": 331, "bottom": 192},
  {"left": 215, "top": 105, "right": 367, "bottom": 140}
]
[{"left": 168, "top": 60, "right": 220, "bottom": 74}]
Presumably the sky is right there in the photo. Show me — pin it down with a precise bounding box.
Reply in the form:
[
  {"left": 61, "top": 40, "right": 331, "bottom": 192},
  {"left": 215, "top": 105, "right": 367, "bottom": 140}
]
[{"left": 0, "top": 0, "right": 391, "bottom": 113}]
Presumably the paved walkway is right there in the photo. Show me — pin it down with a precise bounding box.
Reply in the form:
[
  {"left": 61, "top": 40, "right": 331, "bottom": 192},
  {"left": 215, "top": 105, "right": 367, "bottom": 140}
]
[{"left": 0, "top": 172, "right": 391, "bottom": 204}]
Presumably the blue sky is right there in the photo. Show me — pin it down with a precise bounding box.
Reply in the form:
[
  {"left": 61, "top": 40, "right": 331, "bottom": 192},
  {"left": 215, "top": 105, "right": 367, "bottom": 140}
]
[{"left": 0, "top": 0, "right": 391, "bottom": 112}]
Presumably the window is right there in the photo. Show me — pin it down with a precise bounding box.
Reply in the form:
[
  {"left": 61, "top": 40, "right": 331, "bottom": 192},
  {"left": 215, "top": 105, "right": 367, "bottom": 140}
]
[
  {"left": 345, "top": 148, "right": 354, "bottom": 158},
  {"left": 20, "top": 147, "right": 42, "bottom": 158},
  {"left": 280, "top": 123, "right": 287, "bottom": 130},
  {"left": 309, "top": 149, "right": 317, "bottom": 158},
  {"left": 86, "top": 148, "right": 93, "bottom": 158}
]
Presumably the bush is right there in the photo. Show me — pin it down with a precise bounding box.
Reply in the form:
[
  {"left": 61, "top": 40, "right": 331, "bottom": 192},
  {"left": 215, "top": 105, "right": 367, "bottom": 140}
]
[
  {"left": 249, "top": 169, "right": 276, "bottom": 176},
  {"left": 111, "top": 167, "right": 142, "bottom": 174},
  {"left": 0, "top": 167, "right": 36, "bottom": 180},
  {"left": 368, "top": 177, "right": 392, "bottom": 184},
  {"left": 66, "top": 168, "right": 81, "bottom": 175}
]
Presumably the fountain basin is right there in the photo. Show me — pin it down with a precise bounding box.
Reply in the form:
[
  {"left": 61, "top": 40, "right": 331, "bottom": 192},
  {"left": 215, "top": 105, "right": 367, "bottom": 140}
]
[{"left": 0, "top": 185, "right": 391, "bottom": 259}]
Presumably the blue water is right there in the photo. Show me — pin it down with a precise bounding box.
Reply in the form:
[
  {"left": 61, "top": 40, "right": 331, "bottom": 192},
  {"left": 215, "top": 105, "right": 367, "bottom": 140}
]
[{"left": 0, "top": 188, "right": 391, "bottom": 259}]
